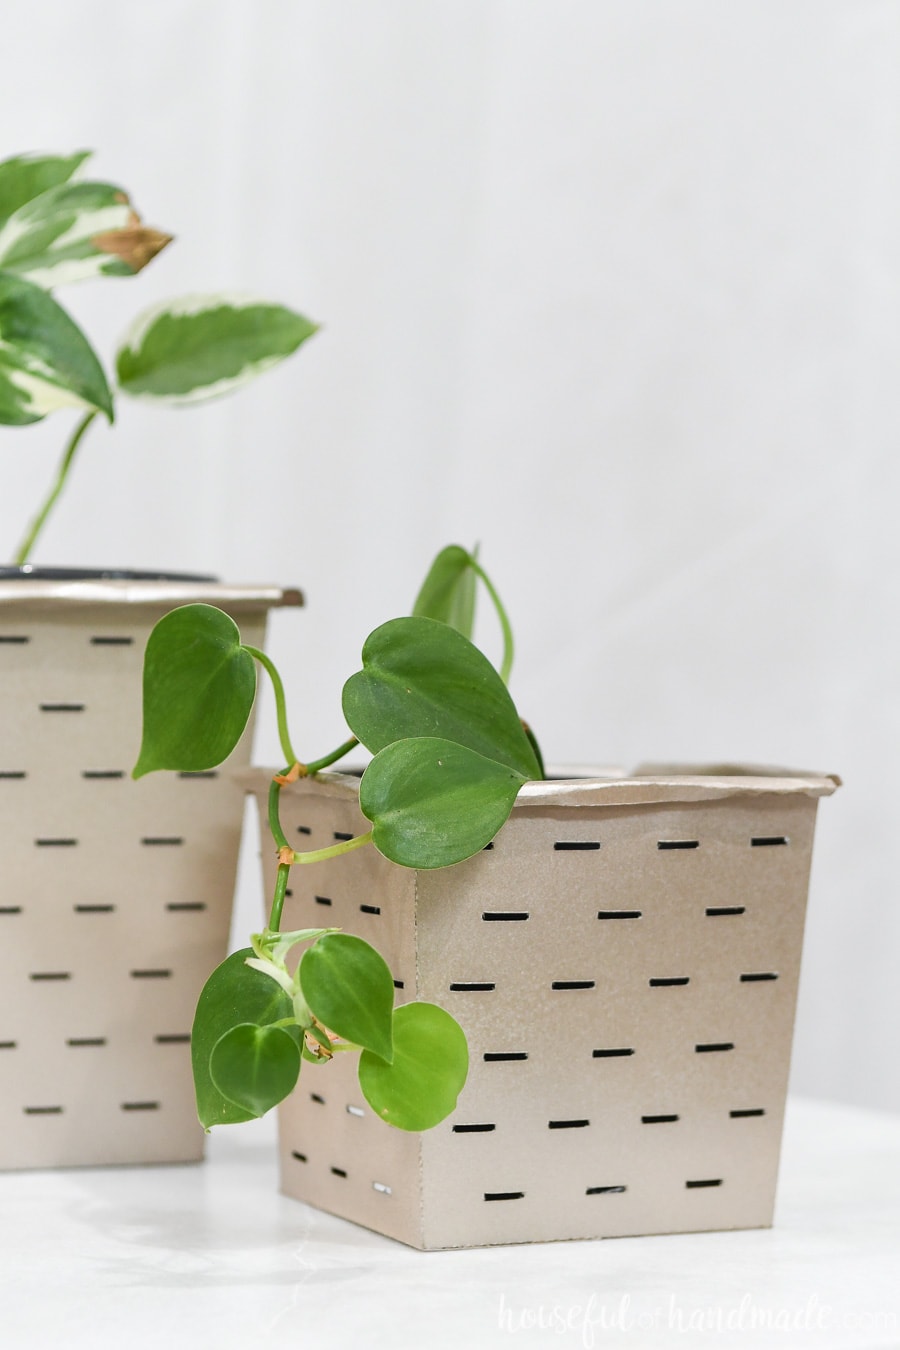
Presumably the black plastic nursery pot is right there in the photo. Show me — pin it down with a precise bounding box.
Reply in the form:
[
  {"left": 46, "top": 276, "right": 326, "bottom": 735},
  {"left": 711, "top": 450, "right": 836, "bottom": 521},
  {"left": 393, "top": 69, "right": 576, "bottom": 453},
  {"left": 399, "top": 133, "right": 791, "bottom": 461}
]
[
  {"left": 0, "top": 568, "right": 302, "bottom": 1168},
  {"left": 0, "top": 566, "right": 220, "bottom": 582}
]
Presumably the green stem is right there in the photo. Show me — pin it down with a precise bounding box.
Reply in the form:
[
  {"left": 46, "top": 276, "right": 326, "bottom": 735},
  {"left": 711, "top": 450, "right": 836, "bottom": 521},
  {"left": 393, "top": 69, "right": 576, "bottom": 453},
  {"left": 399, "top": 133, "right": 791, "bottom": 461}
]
[
  {"left": 244, "top": 645, "right": 297, "bottom": 766},
  {"left": 13, "top": 410, "right": 99, "bottom": 565},
  {"left": 267, "top": 861, "right": 291, "bottom": 933},
  {"left": 305, "top": 736, "right": 359, "bottom": 775},
  {"left": 470, "top": 558, "right": 514, "bottom": 685},
  {"left": 267, "top": 778, "right": 290, "bottom": 852},
  {"left": 266, "top": 774, "right": 292, "bottom": 932},
  {"left": 289, "top": 830, "right": 374, "bottom": 865}
]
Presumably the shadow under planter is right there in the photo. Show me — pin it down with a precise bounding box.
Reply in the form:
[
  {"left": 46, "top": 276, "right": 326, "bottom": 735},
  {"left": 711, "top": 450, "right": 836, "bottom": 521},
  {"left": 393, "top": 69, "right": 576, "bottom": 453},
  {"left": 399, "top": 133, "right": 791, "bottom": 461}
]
[
  {"left": 247, "top": 763, "right": 838, "bottom": 1250},
  {"left": 0, "top": 570, "right": 302, "bottom": 1170}
]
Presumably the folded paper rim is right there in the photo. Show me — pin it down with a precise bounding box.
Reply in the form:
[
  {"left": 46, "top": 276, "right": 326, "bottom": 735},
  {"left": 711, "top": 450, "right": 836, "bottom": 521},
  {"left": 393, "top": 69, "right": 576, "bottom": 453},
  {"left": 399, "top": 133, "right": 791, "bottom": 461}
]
[
  {"left": 0, "top": 576, "right": 304, "bottom": 609},
  {"left": 238, "top": 763, "right": 839, "bottom": 808}
]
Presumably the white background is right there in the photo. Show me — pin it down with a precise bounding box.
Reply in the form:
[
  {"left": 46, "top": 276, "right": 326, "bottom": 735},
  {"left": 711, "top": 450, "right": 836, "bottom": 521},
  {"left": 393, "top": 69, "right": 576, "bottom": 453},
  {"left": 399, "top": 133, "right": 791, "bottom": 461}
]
[{"left": 1, "top": 1, "right": 896, "bottom": 1113}]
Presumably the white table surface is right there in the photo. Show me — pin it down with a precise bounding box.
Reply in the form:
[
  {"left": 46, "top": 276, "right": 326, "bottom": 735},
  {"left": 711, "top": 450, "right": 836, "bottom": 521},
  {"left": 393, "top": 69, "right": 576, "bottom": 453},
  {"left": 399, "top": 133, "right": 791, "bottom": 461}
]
[{"left": 2, "top": 1097, "right": 898, "bottom": 1350}]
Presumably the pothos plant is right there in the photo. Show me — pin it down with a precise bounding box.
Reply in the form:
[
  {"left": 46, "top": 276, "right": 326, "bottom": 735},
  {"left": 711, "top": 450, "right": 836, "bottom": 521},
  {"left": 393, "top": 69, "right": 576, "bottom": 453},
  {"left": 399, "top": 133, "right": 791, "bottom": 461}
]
[
  {"left": 133, "top": 546, "right": 546, "bottom": 1133},
  {"left": 0, "top": 150, "right": 317, "bottom": 562}
]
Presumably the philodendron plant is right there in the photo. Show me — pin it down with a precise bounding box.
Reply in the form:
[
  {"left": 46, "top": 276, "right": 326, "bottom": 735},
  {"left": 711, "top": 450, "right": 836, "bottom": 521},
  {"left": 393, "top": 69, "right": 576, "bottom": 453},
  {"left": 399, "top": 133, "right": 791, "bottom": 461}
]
[
  {"left": 133, "top": 546, "right": 545, "bottom": 1134},
  {"left": 0, "top": 150, "right": 317, "bottom": 562}
]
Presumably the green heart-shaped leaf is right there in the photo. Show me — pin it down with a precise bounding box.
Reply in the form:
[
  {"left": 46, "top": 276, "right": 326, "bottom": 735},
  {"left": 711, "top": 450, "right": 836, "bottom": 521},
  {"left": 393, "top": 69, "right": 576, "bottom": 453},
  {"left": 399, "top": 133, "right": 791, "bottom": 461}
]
[
  {"left": 191, "top": 948, "right": 295, "bottom": 1129},
  {"left": 342, "top": 616, "right": 540, "bottom": 779},
  {"left": 0, "top": 151, "right": 90, "bottom": 231},
  {"left": 132, "top": 604, "right": 256, "bottom": 777},
  {"left": 116, "top": 296, "right": 319, "bottom": 404},
  {"left": 0, "top": 272, "right": 112, "bottom": 426},
  {"left": 412, "top": 544, "right": 477, "bottom": 639},
  {"left": 358, "top": 1002, "right": 468, "bottom": 1132},
  {"left": 360, "top": 736, "right": 526, "bottom": 868},
  {"left": 209, "top": 1022, "right": 301, "bottom": 1119},
  {"left": 299, "top": 933, "right": 394, "bottom": 1062}
]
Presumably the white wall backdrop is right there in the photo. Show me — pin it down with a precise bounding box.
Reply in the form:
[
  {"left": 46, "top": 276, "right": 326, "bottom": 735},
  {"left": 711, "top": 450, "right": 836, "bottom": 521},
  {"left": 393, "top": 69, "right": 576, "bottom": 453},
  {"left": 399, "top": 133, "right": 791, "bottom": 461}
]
[{"left": 1, "top": 0, "right": 897, "bottom": 1112}]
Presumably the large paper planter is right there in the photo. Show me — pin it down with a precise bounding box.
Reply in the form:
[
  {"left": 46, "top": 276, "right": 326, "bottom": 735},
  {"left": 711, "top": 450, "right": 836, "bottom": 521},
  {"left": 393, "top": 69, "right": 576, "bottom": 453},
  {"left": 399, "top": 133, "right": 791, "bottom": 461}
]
[
  {"left": 0, "top": 574, "right": 301, "bottom": 1169},
  {"left": 250, "top": 764, "right": 837, "bottom": 1250}
]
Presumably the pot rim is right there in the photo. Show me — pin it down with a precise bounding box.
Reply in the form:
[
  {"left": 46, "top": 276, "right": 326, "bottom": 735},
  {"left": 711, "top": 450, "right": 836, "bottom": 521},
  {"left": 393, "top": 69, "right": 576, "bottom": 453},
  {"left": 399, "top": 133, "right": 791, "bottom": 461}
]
[
  {"left": 238, "top": 764, "right": 840, "bottom": 805},
  {"left": 0, "top": 570, "right": 304, "bottom": 609}
]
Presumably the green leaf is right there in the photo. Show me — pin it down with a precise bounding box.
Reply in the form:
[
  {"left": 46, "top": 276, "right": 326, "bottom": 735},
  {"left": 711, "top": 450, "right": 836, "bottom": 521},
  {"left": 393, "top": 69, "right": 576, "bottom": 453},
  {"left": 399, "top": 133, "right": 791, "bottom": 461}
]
[
  {"left": 0, "top": 152, "right": 91, "bottom": 230},
  {"left": 360, "top": 736, "right": 526, "bottom": 868},
  {"left": 191, "top": 948, "right": 295, "bottom": 1129},
  {"left": 342, "top": 616, "right": 540, "bottom": 779},
  {"left": 358, "top": 1002, "right": 468, "bottom": 1132},
  {"left": 0, "top": 180, "right": 170, "bottom": 288},
  {"left": 412, "top": 544, "right": 477, "bottom": 638},
  {"left": 115, "top": 296, "right": 319, "bottom": 404},
  {"left": 0, "top": 272, "right": 113, "bottom": 425},
  {"left": 209, "top": 1023, "right": 301, "bottom": 1119},
  {"left": 299, "top": 934, "right": 394, "bottom": 1062},
  {"left": 132, "top": 604, "right": 256, "bottom": 777}
]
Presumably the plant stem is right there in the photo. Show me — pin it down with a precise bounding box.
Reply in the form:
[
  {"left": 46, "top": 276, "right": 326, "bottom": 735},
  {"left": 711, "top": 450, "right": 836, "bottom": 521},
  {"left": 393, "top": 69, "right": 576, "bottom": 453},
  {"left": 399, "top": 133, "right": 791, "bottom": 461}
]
[
  {"left": 470, "top": 557, "right": 514, "bottom": 684},
  {"left": 305, "top": 736, "right": 359, "bottom": 775},
  {"left": 289, "top": 831, "right": 374, "bottom": 865},
  {"left": 265, "top": 774, "right": 293, "bottom": 932},
  {"left": 267, "top": 861, "right": 291, "bottom": 933},
  {"left": 13, "top": 410, "right": 99, "bottom": 565},
  {"left": 244, "top": 645, "right": 298, "bottom": 766},
  {"left": 267, "top": 778, "right": 291, "bottom": 852}
]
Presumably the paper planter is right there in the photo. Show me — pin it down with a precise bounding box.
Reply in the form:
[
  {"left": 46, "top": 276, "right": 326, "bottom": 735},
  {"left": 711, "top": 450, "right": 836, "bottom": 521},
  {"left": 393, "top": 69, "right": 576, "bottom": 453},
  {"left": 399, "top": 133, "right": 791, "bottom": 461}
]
[
  {"left": 0, "top": 574, "right": 301, "bottom": 1169},
  {"left": 249, "top": 764, "right": 837, "bottom": 1250}
]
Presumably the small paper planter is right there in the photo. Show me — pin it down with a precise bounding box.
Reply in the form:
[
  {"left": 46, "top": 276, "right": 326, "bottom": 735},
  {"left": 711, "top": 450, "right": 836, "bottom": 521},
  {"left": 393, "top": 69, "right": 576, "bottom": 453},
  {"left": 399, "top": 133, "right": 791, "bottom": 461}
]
[
  {"left": 0, "top": 573, "right": 301, "bottom": 1170},
  {"left": 249, "top": 764, "right": 837, "bottom": 1250}
]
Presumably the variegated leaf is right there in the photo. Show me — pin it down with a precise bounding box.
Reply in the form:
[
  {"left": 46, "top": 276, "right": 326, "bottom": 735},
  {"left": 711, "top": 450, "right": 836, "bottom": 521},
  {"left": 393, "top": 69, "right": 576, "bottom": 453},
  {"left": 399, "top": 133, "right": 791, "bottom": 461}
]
[
  {"left": 115, "top": 295, "right": 319, "bottom": 404},
  {"left": 0, "top": 180, "right": 172, "bottom": 289},
  {"left": 0, "top": 151, "right": 91, "bottom": 230},
  {"left": 0, "top": 272, "right": 113, "bottom": 425}
]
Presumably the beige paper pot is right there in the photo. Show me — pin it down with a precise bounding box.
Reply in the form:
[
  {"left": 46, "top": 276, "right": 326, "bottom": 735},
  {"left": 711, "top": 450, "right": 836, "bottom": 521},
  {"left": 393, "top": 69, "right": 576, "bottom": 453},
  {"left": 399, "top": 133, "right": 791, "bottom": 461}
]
[
  {"left": 0, "top": 574, "right": 301, "bottom": 1170},
  {"left": 249, "top": 763, "right": 838, "bottom": 1250}
]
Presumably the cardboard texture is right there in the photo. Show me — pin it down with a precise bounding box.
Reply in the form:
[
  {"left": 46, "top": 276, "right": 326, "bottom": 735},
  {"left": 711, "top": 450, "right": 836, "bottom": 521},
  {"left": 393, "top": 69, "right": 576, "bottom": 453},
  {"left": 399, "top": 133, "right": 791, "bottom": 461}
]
[
  {"left": 250, "top": 766, "right": 838, "bottom": 1250},
  {"left": 0, "top": 580, "right": 301, "bottom": 1170}
]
